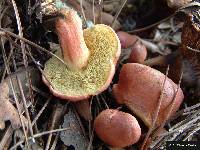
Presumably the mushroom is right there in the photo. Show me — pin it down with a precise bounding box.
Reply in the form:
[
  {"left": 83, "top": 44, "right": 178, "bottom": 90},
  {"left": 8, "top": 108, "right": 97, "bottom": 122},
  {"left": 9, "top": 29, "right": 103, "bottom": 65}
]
[
  {"left": 117, "top": 31, "right": 147, "bottom": 64},
  {"left": 94, "top": 109, "right": 141, "bottom": 148},
  {"left": 42, "top": 9, "right": 121, "bottom": 101},
  {"left": 128, "top": 40, "right": 147, "bottom": 64},
  {"left": 117, "top": 31, "right": 138, "bottom": 49},
  {"left": 112, "top": 63, "right": 184, "bottom": 128}
]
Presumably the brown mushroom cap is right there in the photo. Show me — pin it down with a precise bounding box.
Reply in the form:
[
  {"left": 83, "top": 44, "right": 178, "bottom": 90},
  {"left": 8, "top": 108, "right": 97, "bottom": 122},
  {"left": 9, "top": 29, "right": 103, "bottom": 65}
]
[
  {"left": 43, "top": 11, "right": 121, "bottom": 101},
  {"left": 113, "top": 63, "right": 184, "bottom": 128},
  {"left": 117, "top": 31, "right": 138, "bottom": 49},
  {"left": 117, "top": 31, "right": 147, "bottom": 63},
  {"left": 94, "top": 109, "right": 141, "bottom": 148},
  {"left": 128, "top": 40, "right": 147, "bottom": 64}
]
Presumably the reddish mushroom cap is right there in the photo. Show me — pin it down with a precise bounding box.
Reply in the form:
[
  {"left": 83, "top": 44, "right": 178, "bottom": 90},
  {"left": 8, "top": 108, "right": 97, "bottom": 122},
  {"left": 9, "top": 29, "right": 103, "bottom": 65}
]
[
  {"left": 117, "top": 31, "right": 147, "bottom": 63},
  {"left": 113, "top": 63, "right": 184, "bottom": 128},
  {"left": 94, "top": 109, "right": 141, "bottom": 148},
  {"left": 117, "top": 31, "right": 138, "bottom": 49},
  {"left": 128, "top": 40, "right": 147, "bottom": 64}
]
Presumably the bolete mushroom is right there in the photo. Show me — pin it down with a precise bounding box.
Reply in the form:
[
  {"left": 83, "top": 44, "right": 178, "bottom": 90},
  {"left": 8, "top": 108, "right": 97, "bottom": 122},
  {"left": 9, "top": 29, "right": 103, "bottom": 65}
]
[
  {"left": 43, "top": 9, "right": 121, "bottom": 101},
  {"left": 94, "top": 109, "right": 141, "bottom": 148},
  {"left": 117, "top": 31, "right": 147, "bottom": 64},
  {"left": 112, "top": 63, "right": 184, "bottom": 128}
]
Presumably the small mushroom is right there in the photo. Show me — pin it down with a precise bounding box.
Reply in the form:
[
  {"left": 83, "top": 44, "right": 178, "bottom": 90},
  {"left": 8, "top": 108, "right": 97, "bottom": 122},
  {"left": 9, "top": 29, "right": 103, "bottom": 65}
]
[
  {"left": 117, "top": 31, "right": 138, "bottom": 49},
  {"left": 113, "top": 63, "right": 184, "bottom": 128},
  {"left": 128, "top": 40, "right": 147, "bottom": 64},
  {"left": 43, "top": 9, "right": 121, "bottom": 101},
  {"left": 94, "top": 109, "right": 141, "bottom": 148},
  {"left": 117, "top": 31, "right": 147, "bottom": 63}
]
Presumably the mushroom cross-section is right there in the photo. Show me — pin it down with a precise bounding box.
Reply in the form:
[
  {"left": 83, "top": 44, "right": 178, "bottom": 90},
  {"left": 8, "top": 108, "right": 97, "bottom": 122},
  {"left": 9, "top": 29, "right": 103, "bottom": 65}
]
[{"left": 43, "top": 9, "right": 121, "bottom": 101}]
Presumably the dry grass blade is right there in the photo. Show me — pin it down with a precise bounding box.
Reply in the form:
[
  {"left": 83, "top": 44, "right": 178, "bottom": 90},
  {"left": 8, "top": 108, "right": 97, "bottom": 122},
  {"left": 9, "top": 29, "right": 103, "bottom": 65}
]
[
  {"left": 80, "top": 0, "right": 87, "bottom": 26},
  {"left": 141, "top": 65, "right": 170, "bottom": 150},
  {"left": 50, "top": 133, "right": 59, "bottom": 150},
  {"left": 177, "top": 2, "right": 200, "bottom": 12},
  {"left": 0, "top": 125, "right": 13, "bottom": 148},
  {"left": 128, "top": 14, "right": 175, "bottom": 33},
  {"left": 150, "top": 110, "right": 200, "bottom": 149},
  {"left": 187, "top": 46, "right": 200, "bottom": 53},
  {"left": 150, "top": 72, "right": 184, "bottom": 149},
  {"left": 0, "top": 37, "right": 29, "bottom": 148},
  {"left": 45, "top": 103, "right": 68, "bottom": 150},
  {"left": 0, "top": 27, "right": 68, "bottom": 66},
  {"left": 11, "top": 0, "right": 34, "bottom": 143},
  {"left": 31, "top": 97, "right": 51, "bottom": 126},
  {"left": 10, "top": 127, "right": 71, "bottom": 150},
  {"left": 98, "top": 0, "right": 103, "bottom": 24},
  {"left": 92, "top": 0, "right": 95, "bottom": 24},
  {"left": 111, "top": 0, "right": 127, "bottom": 29}
]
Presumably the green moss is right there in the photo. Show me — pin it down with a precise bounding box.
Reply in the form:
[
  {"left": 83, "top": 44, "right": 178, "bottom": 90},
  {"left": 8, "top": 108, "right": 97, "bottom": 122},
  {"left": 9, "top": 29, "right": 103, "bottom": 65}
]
[{"left": 44, "top": 24, "right": 119, "bottom": 97}]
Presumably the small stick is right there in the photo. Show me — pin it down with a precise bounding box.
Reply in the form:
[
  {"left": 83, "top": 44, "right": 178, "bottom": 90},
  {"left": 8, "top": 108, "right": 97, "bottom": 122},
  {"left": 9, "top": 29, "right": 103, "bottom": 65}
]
[
  {"left": 111, "top": 0, "right": 127, "bottom": 29},
  {"left": 0, "top": 125, "right": 13, "bottom": 149},
  {"left": 31, "top": 97, "right": 51, "bottom": 126},
  {"left": 0, "top": 27, "right": 68, "bottom": 66},
  {"left": 10, "top": 127, "right": 71, "bottom": 150},
  {"left": 141, "top": 65, "right": 170, "bottom": 150}
]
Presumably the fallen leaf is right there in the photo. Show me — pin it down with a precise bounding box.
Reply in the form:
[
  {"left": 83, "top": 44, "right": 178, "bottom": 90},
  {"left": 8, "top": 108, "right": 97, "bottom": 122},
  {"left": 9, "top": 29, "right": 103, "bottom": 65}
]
[
  {"left": 60, "top": 108, "right": 89, "bottom": 150},
  {"left": 7, "top": 67, "right": 40, "bottom": 99},
  {"left": 0, "top": 82, "right": 27, "bottom": 130}
]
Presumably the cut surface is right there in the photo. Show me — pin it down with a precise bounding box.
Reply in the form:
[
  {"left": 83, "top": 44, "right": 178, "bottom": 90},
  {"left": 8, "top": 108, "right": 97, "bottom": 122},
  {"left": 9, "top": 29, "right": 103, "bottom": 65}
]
[{"left": 43, "top": 24, "right": 120, "bottom": 100}]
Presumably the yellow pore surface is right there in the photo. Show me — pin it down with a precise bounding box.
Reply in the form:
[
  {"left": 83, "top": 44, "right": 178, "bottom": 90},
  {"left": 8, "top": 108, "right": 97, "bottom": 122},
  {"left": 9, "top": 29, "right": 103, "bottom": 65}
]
[{"left": 44, "top": 24, "right": 119, "bottom": 97}]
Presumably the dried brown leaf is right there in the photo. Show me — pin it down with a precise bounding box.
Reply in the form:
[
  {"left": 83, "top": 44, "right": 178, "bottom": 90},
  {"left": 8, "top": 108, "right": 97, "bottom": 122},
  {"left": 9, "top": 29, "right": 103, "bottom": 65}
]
[
  {"left": 60, "top": 108, "right": 89, "bottom": 150},
  {"left": 0, "top": 82, "right": 27, "bottom": 129}
]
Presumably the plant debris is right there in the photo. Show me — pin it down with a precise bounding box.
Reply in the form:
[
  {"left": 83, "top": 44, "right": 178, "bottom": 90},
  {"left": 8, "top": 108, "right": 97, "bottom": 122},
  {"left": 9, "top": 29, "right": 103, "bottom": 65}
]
[
  {"left": 60, "top": 108, "right": 89, "bottom": 150},
  {"left": 0, "top": 81, "right": 27, "bottom": 130}
]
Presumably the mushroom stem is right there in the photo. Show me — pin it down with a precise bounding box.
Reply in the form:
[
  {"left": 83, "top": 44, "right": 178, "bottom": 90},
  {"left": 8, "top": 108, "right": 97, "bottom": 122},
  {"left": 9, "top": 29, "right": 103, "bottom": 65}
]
[
  {"left": 74, "top": 99, "right": 92, "bottom": 121},
  {"left": 144, "top": 55, "right": 167, "bottom": 66},
  {"left": 56, "top": 9, "right": 90, "bottom": 71},
  {"left": 144, "top": 50, "right": 179, "bottom": 66}
]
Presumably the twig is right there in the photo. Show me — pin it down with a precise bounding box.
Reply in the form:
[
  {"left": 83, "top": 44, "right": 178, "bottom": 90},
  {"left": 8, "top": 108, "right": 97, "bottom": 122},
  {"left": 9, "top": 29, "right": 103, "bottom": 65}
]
[
  {"left": 128, "top": 14, "right": 175, "bottom": 34},
  {"left": 26, "top": 46, "right": 54, "bottom": 90},
  {"left": 177, "top": 2, "right": 200, "bottom": 12},
  {"left": 98, "top": 0, "right": 103, "bottom": 24},
  {"left": 0, "top": 125, "right": 13, "bottom": 149},
  {"left": 187, "top": 46, "right": 200, "bottom": 53},
  {"left": 10, "top": 127, "right": 71, "bottom": 150},
  {"left": 31, "top": 97, "right": 51, "bottom": 126},
  {"left": 0, "top": 37, "right": 16, "bottom": 83},
  {"left": 92, "top": 0, "right": 95, "bottom": 24},
  {"left": 50, "top": 133, "right": 59, "bottom": 150},
  {"left": 0, "top": 36, "right": 29, "bottom": 148},
  {"left": 45, "top": 103, "right": 67, "bottom": 150},
  {"left": 11, "top": 0, "right": 34, "bottom": 142},
  {"left": 80, "top": 0, "right": 87, "bottom": 26},
  {"left": 183, "top": 125, "right": 200, "bottom": 141},
  {"left": 111, "top": 0, "right": 127, "bottom": 29},
  {"left": 140, "top": 65, "right": 170, "bottom": 150},
  {"left": 0, "top": 27, "right": 68, "bottom": 66},
  {"left": 87, "top": 127, "right": 94, "bottom": 150}
]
